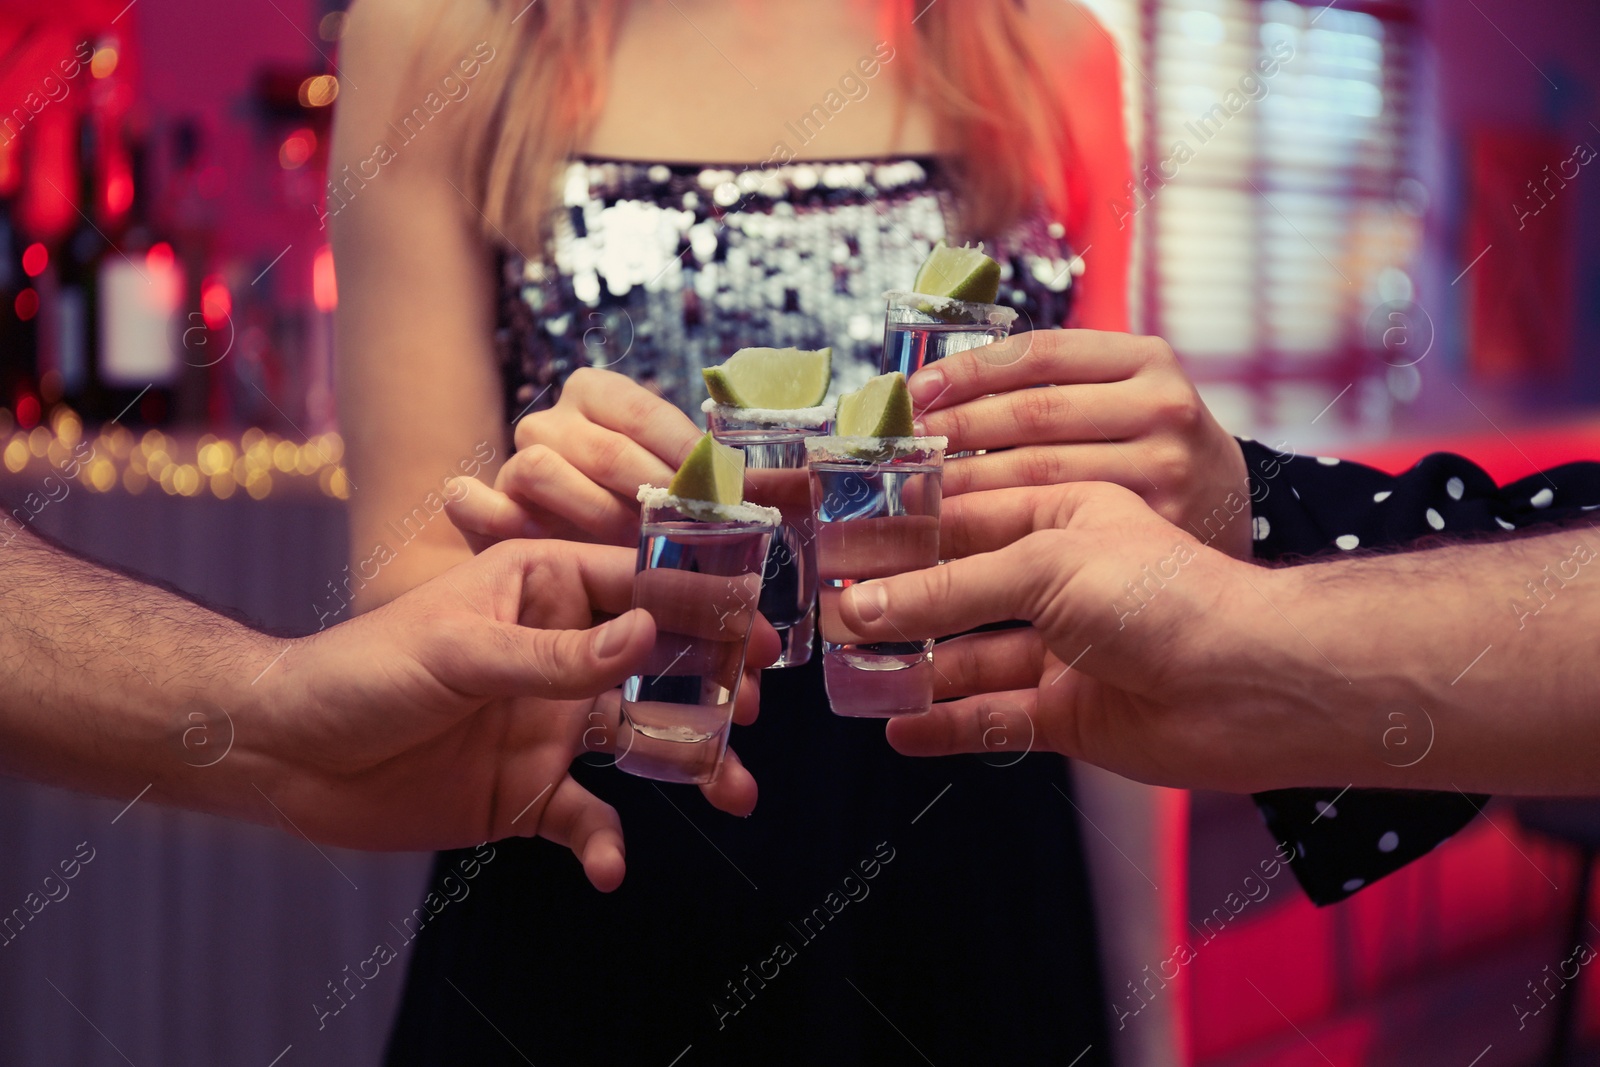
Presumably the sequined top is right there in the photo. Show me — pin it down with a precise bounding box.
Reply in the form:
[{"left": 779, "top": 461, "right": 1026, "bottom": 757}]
[{"left": 498, "top": 156, "right": 1082, "bottom": 423}]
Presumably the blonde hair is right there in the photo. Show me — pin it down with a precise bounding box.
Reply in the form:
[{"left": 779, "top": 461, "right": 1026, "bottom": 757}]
[{"left": 436, "top": 0, "right": 1076, "bottom": 251}]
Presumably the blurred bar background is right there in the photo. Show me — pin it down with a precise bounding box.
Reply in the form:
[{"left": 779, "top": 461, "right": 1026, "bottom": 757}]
[{"left": 0, "top": 0, "right": 1598, "bottom": 1063}]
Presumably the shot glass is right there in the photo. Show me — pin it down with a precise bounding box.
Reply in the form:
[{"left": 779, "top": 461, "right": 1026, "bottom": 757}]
[
  {"left": 878, "top": 290, "right": 1019, "bottom": 378},
  {"left": 807, "top": 436, "right": 946, "bottom": 717},
  {"left": 705, "top": 401, "right": 834, "bottom": 668},
  {"left": 615, "top": 490, "right": 779, "bottom": 784}
]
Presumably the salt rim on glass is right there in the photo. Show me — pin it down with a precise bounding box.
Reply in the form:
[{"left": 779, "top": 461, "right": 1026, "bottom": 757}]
[
  {"left": 883, "top": 290, "right": 1019, "bottom": 328},
  {"left": 804, "top": 434, "right": 948, "bottom": 452},
  {"left": 636, "top": 485, "right": 782, "bottom": 526},
  {"left": 701, "top": 398, "right": 835, "bottom": 429}
]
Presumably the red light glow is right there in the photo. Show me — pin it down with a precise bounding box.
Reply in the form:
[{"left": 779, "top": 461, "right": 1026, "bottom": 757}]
[
  {"left": 105, "top": 171, "right": 134, "bottom": 219},
  {"left": 279, "top": 128, "right": 317, "bottom": 170},
  {"left": 201, "top": 275, "right": 232, "bottom": 329},
  {"left": 14, "top": 288, "right": 39, "bottom": 321},
  {"left": 313, "top": 245, "right": 337, "bottom": 312},
  {"left": 21, "top": 243, "right": 47, "bottom": 277},
  {"left": 146, "top": 242, "right": 175, "bottom": 272},
  {"left": 15, "top": 395, "right": 39, "bottom": 429}
]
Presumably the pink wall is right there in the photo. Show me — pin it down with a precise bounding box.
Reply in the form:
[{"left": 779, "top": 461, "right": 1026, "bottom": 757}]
[{"left": 1418, "top": 0, "right": 1600, "bottom": 408}]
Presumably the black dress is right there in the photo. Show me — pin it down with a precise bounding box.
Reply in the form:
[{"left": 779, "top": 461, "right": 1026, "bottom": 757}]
[{"left": 387, "top": 158, "right": 1111, "bottom": 1066}]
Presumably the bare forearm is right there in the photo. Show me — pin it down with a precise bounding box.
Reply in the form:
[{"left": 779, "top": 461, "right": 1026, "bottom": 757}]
[
  {"left": 1273, "top": 526, "right": 1600, "bottom": 793},
  {"left": 0, "top": 528, "right": 280, "bottom": 812}
]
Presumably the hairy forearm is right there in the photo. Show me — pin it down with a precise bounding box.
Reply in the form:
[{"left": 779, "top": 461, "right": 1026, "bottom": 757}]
[
  {"left": 0, "top": 528, "right": 282, "bottom": 814},
  {"left": 1269, "top": 525, "right": 1600, "bottom": 793}
]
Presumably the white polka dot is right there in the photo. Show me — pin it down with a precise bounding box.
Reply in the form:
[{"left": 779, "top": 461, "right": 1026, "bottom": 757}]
[
  {"left": 1342, "top": 878, "right": 1366, "bottom": 893},
  {"left": 1253, "top": 516, "right": 1271, "bottom": 541},
  {"left": 1335, "top": 534, "right": 1360, "bottom": 551},
  {"left": 1531, "top": 488, "right": 1554, "bottom": 509},
  {"left": 1315, "top": 800, "right": 1338, "bottom": 819},
  {"left": 1426, "top": 508, "right": 1445, "bottom": 530},
  {"left": 1296, "top": 842, "right": 1306, "bottom": 858},
  {"left": 1378, "top": 831, "right": 1399, "bottom": 853},
  {"left": 1316, "top": 456, "right": 1340, "bottom": 466},
  {"left": 1584, "top": 505, "right": 1600, "bottom": 512},
  {"left": 1373, "top": 491, "right": 1392, "bottom": 503},
  {"left": 1292, "top": 488, "right": 1301, "bottom": 500},
  {"left": 1446, "top": 477, "right": 1464, "bottom": 500},
  {"left": 1495, "top": 517, "right": 1516, "bottom": 530}
]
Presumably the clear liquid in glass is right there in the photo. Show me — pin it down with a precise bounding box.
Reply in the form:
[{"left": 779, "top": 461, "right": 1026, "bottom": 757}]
[
  {"left": 880, "top": 320, "right": 1011, "bottom": 378},
  {"left": 808, "top": 443, "right": 944, "bottom": 717},
  {"left": 617, "top": 515, "right": 773, "bottom": 784}
]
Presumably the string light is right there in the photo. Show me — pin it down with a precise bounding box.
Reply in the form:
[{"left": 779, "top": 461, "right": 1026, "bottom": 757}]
[{"left": 0, "top": 407, "right": 350, "bottom": 500}]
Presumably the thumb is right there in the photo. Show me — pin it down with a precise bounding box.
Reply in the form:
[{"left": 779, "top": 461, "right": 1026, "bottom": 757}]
[{"left": 434, "top": 609, "right": 657, "bottom": 700}]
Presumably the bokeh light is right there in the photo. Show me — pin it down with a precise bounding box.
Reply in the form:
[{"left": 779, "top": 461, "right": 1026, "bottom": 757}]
[
  {"left": 146, "top": 242, "right": 175, "bottom": 272},
  {"left": 313, "top": 245, "right": 337, "bottom": 311},
  {"left": 299, "top": 75, "right": 339, "bottom": 108},
  {"left": 90, "top": 47, "right": 118, "bottom": 79},
  {"left": 201, "top": 276, "right": 232, "bottom": 329},
  {"left": 279, "top": 128, "right": 317, "bottom": 170}
]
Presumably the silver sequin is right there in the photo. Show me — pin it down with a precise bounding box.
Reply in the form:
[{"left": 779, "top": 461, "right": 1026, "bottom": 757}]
[{"left": 500, "top": 157, "right": 1078, "bottom": 424}]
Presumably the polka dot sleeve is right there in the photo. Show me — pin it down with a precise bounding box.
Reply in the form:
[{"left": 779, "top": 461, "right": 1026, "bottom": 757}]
[{"left": 1236, "top": 438, "right": 1600, "bottom": 906}]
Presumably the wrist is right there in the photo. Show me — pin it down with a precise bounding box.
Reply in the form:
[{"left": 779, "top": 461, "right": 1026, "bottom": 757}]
[{"left": 159, "top": 631, "right": 300, "bottom": 824}]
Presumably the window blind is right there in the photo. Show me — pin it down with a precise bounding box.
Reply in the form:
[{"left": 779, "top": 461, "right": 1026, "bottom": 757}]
[{"left": 1083, "top": 0, "right": 1422, "bottom": 434}]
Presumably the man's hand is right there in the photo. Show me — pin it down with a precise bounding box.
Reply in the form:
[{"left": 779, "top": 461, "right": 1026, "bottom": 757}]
[
  {"left": 250, "top": 539, "right": 775, "bottom": 891},
  {"left": 836, "top": 482, "right": 1314, "bottom": 791},
  {"left": 910, "top": 331, "right": 1254, "bottom": 561}
]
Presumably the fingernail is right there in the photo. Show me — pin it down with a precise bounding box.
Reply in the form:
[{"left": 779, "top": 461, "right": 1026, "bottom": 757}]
[
  {"left": 912, "top": 418, "right": 928, "bottom": 436},
  {"left": 443, "top": 476, "right": 467, "bottom": 502},
  {"left": 849, "top": 583, "right": 887, "bottom": 623},
  {"left": 908, "top": 367, "right": 945, "bottom": 405},
  {"left": 593, "top": 612, "right": 636, "bottom": 658}
]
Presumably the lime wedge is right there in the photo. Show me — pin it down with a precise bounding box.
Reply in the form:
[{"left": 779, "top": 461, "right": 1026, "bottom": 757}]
[
  {"left": 702, "top": 347, "right": 832, "bottom": 409},
  {"left": 836, "top": 373, "right": 915, "bottom": 438},
  {"left": 668, "top": 432, "right": 746, "bottom": 506},
  {"left": 912, "top": 241, "right": 1001, "bottom": 304}
]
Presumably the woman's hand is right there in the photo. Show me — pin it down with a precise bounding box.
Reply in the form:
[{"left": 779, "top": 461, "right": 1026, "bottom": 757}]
[
  {"left": 254, "top": 539, "right": 776, "bottom": 891},
  {"left": 446, "top": 368, "right": 702, "bottom": 549},
  {"left": 910, "top": 331, "right": 1254, "bottom": 561}
]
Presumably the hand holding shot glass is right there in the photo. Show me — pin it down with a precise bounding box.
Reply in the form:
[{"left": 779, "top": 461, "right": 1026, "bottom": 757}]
[
  {"left": 616, "top": 433, "right": 780, "bottom": 785},
  {"left": 623, "top": 243, "right": 1012, "bottom": 757},
  {"left": 809, "top": 373, "right": 946, "bottom": 718}
]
